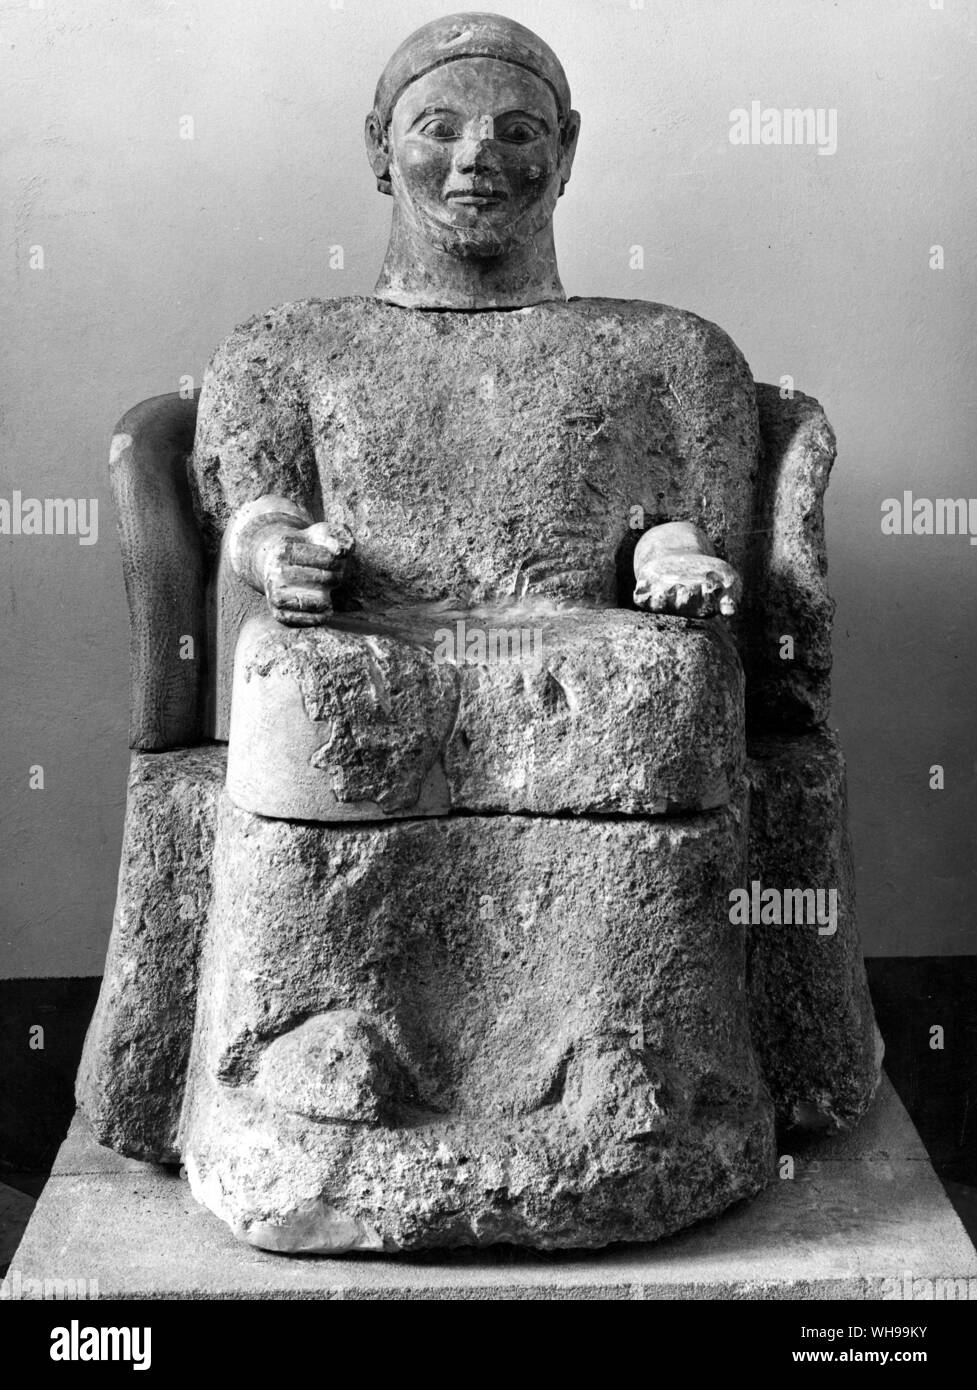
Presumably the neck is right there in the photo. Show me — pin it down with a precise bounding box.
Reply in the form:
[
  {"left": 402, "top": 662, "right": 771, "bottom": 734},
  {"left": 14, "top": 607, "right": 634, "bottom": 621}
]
[{"left": 373, "top": 204, "right": 565, "bottom": 310}]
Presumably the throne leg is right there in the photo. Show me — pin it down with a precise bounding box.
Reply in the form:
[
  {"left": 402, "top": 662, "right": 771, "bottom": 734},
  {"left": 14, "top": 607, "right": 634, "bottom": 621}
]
[
  {"left": 746, "top": 729, "right": 883, "bottom": 1131},
  {"left": 76, "top": 747, "right": 225, "bottom": 1162}
]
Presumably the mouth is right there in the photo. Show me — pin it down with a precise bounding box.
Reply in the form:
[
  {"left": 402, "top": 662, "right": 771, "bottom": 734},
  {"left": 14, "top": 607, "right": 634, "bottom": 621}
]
[{"left": 445, "top": 189, "right": 508, "bottom": 207}]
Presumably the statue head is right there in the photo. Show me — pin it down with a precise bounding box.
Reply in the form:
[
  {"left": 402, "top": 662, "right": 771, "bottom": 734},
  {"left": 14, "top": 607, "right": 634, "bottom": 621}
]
[{"left": 366, "top": 13, "right": 581, "bottom": 308}]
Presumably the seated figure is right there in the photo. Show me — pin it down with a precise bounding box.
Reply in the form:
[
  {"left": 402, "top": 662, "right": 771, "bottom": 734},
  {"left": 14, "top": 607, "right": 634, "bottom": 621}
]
[{"left": 78, "top": 13, "right": 882, "bottom": 1253}]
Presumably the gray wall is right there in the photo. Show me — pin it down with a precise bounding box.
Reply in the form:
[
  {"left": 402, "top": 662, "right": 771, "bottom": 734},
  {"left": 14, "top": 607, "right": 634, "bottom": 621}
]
[{"left": 2, "top": 0, "right": 975, "bottom": 974}]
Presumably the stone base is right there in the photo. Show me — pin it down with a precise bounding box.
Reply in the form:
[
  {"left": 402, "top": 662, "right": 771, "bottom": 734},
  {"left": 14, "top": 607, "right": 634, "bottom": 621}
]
[
  {"left": 11, "top": 1077, "right": 976, "bottom": 1299},
  {"left": 183, "top": 791, "right": 773, "bottom": 1252}
]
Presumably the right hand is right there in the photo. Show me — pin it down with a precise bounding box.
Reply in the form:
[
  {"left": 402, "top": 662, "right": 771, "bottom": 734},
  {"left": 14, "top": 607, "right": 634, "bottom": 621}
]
[{"left": 258, "top": 522, "right": 353, "bottom": 627}]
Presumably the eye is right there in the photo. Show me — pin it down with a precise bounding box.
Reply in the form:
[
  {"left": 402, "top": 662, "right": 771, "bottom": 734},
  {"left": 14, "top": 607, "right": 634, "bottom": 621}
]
[
  {"left": 421, "top": 119, "right": 460, "bottom": 140},
  {"left": 498, "top": 121, "right": 539, "bottom": 144}
]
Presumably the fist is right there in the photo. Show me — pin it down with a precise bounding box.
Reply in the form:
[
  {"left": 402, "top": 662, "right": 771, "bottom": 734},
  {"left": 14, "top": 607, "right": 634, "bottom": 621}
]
[
  {"left": 634, "top": 550, "right": 741, "bottom": 618},
  {"left": 259, "top": 522, "right": 353, "bottom": 627}
]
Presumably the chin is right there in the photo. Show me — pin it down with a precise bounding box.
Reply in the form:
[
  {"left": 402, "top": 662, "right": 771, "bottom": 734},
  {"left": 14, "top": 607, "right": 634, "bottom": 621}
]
[
  {"left": 417, "top": 217, "right": 517, "bottom": 259},
  {"left": 444, "top": 227, "right": 521, "bottom": 259},
  {"left": 419, "top": 203, "right": 554, "bottom": 260}
]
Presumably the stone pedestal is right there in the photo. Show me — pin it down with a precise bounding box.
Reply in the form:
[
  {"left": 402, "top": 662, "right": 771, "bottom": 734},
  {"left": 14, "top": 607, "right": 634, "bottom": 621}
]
[{"left": 11, "top": 1078, "right": 976, "bottom": 1299}]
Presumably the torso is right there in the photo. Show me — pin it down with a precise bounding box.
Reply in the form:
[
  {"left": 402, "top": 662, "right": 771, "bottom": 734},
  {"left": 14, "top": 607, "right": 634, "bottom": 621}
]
[{"left": 193, "top": 296, "right": 760, "bottom": 610}]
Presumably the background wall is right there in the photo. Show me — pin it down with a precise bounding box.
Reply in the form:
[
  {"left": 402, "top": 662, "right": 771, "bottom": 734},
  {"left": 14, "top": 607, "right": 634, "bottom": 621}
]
[{"left": 2, "top": 0, "right": 974, "bottom": 974}]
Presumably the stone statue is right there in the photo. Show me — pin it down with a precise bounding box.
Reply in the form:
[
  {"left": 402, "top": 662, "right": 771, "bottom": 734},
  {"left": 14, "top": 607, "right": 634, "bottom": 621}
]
[{"left": 78, "top": 13, "right": 881, "bottom": 1254}]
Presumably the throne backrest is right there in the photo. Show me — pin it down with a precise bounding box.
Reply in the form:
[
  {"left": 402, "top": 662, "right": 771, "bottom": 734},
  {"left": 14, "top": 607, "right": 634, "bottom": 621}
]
[{"left": 109, "top": 383, "right": 837, "bottom": 752}]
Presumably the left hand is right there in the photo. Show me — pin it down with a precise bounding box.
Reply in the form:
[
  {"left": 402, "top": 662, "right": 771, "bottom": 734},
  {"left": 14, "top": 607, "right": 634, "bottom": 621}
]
[{"left": 634, "top": 550, "right": 741, "bottom": 618}]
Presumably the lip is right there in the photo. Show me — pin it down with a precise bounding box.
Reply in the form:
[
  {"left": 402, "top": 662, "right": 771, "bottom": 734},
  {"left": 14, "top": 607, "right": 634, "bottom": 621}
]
[{"left": 445, "top": 190, "right": 508, "bottom": 207}]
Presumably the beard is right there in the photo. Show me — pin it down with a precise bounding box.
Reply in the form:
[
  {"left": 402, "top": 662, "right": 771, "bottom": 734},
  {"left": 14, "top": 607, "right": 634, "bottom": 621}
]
[{"left": 391, "top": 169, "right": 562, "bottom": 260}]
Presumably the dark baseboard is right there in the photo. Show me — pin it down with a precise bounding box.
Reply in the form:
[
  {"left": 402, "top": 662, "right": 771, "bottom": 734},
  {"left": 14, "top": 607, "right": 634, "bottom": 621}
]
[
  {"left": 1, "top": 963, "right": 975, "bottom": 1228},
  {"left": 0, "top": 976, "right": 101, "bottom": 1176},
  {"left": 864, "top": 958, "right": 977, "bottom": 1188}
]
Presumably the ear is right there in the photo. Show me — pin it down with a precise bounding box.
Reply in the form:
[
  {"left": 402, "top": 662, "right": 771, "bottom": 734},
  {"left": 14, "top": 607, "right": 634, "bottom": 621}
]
[
  {"left": 557, "top": 110, "right": 581, "bottom": 196},
  {"left": 364, "top": 110, "right": 392, "bottom": 195}
]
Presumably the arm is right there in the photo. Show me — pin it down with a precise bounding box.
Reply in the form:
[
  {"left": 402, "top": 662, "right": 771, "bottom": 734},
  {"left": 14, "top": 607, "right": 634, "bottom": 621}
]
[
  {"left": 633, "top": 521, "right": 741, "bottom": 619},
  {"left": 191, "top": 309, "right": 353, "bottom": 628}
]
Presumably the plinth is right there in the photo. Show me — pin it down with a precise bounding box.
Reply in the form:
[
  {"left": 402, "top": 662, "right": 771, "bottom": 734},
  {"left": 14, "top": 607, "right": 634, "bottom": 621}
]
[{"left": 9, "top": 1077, "right": 976, "bottom": 1300}]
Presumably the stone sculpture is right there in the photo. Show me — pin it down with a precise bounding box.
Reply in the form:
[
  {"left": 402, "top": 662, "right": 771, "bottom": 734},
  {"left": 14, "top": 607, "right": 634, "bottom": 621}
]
[{"left": 78, "top": 12, "right": 882, "bottom": 1253}]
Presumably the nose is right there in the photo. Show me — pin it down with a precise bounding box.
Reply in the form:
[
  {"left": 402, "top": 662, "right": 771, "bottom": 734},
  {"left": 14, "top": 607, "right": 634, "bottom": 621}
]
[{"left": 454, "top": 117, "right": 500, "bottom": 176}]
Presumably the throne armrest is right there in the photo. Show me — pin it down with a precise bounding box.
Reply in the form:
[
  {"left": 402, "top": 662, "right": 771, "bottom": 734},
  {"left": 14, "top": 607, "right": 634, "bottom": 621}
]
[
  {"left": 744, "top": 384, "right": 837, "bottom": 729},
  {"left": 110, "top": 392, "right": 207, "bottom": 750}
]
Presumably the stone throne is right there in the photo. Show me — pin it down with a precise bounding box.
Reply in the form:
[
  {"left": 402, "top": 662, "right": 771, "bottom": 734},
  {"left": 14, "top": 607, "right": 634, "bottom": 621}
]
[{"left": 78, "top": 13, "right": 881, "bottom": 1254}]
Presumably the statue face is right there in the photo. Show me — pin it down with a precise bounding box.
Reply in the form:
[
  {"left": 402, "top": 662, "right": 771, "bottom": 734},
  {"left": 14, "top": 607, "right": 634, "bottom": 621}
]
[{"left": 381, "top": 57, "right": 578, "bottom": 258}]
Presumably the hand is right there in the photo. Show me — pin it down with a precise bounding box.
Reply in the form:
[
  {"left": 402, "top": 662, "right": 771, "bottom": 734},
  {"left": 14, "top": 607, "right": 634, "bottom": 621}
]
[
  {"left": 258, "top": 522, "right": 354, "bottom": 627},
  {"left": 634, "top": 550, "right": 741, "bottom": 618}
]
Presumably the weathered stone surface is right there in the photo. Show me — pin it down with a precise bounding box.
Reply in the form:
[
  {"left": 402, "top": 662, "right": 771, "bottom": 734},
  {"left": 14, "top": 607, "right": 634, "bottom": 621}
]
[
  {"left": 226, "top": 613, "right": 457, "bottom": 821},
  {"left": 76, "top": 747, "right": 225, "bottom": 1161},
  {"left": 179, "top": 790, "right": 774, "bottom": 1252},
  {"left": 255, "top": 1012, "right": 401, "bottom": 1125},
  {"left": 112, "top": 376, "right": 837, "bottom": 747},
  {"left": 189, "top": 301, "right": 839, "bottom": 741},
  {"left": 744, "top": 387, "right": 837, "bottom": 728},
  {"left": 78, "top": 730, "right": 882, "bottom": 1177},
  {"left": 190, "top": 296, "right": 760, "bottom": 613},
  {"left": 745, "top": 730, "right": 882, "bottom": 1130},
  {"left": 226, "top": 606, "right": 745, "bottom": 820}
]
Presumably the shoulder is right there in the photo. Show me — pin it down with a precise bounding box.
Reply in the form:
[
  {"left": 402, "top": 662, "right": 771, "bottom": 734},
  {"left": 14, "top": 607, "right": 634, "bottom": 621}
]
[
  {"left": 205, "top": 297, "right": 367, "bottom": 381},
  {"left": 561, "top": 297, "right": 754, "bottom": 385}
]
